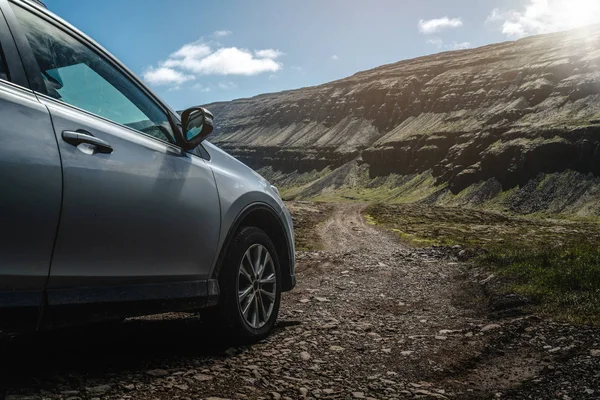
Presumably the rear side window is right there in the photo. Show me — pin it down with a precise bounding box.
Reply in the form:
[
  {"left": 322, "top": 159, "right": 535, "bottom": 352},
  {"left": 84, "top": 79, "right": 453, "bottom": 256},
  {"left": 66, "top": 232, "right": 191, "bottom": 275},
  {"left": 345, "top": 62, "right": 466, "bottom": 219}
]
[
  {"left": 9, "top": 4, "right": 176, "bottom": 144},
  {"left": 0, "top": 44, "right": 8, "bottom": 81}
]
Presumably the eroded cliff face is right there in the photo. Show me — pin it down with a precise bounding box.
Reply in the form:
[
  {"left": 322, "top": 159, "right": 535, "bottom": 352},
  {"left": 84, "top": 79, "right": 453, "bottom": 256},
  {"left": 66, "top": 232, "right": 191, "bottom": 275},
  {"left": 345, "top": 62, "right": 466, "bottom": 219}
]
[{"left": 206, "top": 26, "right": 600, "bottom": 198}]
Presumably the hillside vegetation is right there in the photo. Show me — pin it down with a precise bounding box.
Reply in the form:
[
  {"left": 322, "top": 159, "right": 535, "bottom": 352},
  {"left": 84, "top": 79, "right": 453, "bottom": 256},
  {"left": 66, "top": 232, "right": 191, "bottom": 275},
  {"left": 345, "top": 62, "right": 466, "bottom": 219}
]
[{"left": 206, "top": 25, "right": 600, "bottom": 217}]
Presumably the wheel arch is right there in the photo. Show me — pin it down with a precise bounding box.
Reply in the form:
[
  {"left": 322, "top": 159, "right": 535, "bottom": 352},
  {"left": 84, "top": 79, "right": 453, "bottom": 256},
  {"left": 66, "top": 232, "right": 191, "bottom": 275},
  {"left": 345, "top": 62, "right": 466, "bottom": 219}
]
[{"left": 212, "top": 203, "right": 294, "bottom": 292}]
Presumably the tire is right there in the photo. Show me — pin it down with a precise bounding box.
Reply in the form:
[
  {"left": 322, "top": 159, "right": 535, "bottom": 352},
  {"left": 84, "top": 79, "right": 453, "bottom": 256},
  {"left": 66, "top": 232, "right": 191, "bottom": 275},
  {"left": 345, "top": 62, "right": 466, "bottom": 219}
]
[{"left": 207, "top": 226, "right": 282, "bottom": 342}]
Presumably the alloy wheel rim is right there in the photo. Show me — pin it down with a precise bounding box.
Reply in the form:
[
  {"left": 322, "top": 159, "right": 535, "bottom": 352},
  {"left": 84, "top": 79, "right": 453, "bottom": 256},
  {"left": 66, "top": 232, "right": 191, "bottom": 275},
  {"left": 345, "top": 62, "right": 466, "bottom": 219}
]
[{"left": 238, "top": 244, "right": 277, "bottom": 329}]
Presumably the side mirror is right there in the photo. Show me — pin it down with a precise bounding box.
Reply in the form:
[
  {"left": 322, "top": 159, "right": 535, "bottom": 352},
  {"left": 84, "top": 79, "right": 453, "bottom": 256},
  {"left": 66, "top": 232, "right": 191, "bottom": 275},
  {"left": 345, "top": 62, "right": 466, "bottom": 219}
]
[{"left": 180, "top": 106, "right": 214, "bottom": 150}]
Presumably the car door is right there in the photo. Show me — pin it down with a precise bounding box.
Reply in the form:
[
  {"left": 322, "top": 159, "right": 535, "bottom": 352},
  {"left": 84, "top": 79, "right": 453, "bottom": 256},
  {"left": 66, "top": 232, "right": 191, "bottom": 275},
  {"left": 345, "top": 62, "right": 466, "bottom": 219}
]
[
  {"left": 0, "top": 1, "right": 61, "bottom": 330},
  {"left": 6, "top": 1, "right": 221, "bottom": 311}
]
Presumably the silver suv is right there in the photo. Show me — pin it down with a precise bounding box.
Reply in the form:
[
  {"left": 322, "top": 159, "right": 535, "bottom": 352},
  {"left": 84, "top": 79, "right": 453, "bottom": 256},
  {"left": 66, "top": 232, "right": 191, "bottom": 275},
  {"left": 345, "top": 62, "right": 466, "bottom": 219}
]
[{"left": 0, "top": 0, "right": 295, "bottom": 341}]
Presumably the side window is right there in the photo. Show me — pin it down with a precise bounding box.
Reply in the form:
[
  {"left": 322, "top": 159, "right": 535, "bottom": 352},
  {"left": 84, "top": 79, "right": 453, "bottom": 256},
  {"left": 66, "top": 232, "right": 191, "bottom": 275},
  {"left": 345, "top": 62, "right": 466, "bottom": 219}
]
[
  {"left": 10, "top": 4, "right": 175, "bottom": 143},
  {"left": 0, "top": 43, "right": 8, "bottom": 81}
]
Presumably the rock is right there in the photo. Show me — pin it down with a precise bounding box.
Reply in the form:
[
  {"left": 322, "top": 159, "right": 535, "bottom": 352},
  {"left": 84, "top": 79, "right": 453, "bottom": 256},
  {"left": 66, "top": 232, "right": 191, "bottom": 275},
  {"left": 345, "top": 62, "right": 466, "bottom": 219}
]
[
  {"left": 412, "top": 389, "right": 449, "bottom": 399},
  {"left": 300, "top": 351, "right": 311, "bottom": 361},
  {"left": 271, "top": 392, "right": 282, "bottom": 400},
  {"left": 225, "top": 347, "right": 238, "bottom": 356},
  {"left": 401, "top": 350, "right": 414, "bottom": 356},
  {"left": 314, "top": 297, "right": 330, "bottom": 302},
  {"left": 193, "top": 373, "right": 214, "bottom": 382},
  {"left": 299, "top": 298, "right": 310, "bottom": 303},
  {"left": 548, "top": 347, "right": 561, "bottom": 353},
  {"left": 85, "top": 385, "right": 112, "bottom": 395},
  {"left": 590, "top": 349, "right": 600, "bottom": 357},
  {"left": 329, "top": 345, "right": 345, "bottom": 351},
  {"left": 481, "top": 324, "right": 501, "bottom": 332},
  {"left": 352, "top": 392, "right": 365, "bottom": 398},
  {"left": 299, "top": 387, "right": 309, "bottom": 396},
  {"left": 145, "top": 369, "right": 169, "bottom": 377},
  {"left": 5, "top": 396, "right": 42, "bottom": 400},
  {"left": 438, "top": 329, "right": 457, "bottom": 335}
]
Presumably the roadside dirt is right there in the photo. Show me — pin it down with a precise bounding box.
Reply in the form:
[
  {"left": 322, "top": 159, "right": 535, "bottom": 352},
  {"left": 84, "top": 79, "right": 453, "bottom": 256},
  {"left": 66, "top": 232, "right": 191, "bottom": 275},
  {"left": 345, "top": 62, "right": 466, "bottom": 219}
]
[{"left": 2, "top": 202, "right": 599, "bottom": 399}]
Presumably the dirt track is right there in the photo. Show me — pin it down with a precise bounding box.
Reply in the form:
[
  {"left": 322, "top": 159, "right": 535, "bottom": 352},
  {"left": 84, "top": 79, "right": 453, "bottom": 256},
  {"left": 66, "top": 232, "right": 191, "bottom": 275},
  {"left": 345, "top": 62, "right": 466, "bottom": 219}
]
[{"left": 2, "top": 203, "right": 599, "bottom": 399}]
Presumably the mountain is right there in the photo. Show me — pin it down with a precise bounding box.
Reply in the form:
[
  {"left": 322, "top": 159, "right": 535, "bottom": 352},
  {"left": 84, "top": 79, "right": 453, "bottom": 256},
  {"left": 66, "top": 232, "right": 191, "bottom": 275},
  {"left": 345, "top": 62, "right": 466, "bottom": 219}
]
[{"left": 205, "top": 26, "right": 600, "bottom": 216}]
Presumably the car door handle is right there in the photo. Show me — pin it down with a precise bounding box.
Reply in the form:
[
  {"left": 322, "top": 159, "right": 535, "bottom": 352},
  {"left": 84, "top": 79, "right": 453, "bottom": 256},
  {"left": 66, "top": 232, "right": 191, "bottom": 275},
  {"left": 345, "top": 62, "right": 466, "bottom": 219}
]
[{"left": 62, "top": 130, "right": 113, "bottom": 154}]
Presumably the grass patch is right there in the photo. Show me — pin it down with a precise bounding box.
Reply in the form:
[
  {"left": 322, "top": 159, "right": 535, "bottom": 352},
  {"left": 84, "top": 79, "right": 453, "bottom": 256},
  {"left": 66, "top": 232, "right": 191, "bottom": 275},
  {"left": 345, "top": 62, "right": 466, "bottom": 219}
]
[
  {"left": 311, "top": 171, "right": 443, "bottom": 204},
  {"left": 367, "top": 203, "right": 600, "bottom": 325},
  {"left": 480, "top": 244, "right": 600, "bottom": 325},
  {"left": 364, "top": 214, "right": 378, "bottom": 225},
  {"left": 286, "top": 201, "right": 334, "bottom": 251}
]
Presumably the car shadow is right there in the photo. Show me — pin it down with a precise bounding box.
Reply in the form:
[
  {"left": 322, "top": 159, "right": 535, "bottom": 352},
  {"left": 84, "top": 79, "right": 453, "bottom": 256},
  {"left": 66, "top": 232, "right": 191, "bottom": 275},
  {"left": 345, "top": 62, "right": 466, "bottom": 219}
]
[{"left": 1, "top": 313, "right": 293, "bottom": 393}]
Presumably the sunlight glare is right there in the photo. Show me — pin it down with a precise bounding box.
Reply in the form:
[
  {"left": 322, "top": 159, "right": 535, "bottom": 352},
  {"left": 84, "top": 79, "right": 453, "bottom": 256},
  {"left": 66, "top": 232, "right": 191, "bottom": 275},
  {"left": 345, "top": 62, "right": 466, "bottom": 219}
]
[{"left": 553, "top": 0, "right": 600, "bottom": 30}]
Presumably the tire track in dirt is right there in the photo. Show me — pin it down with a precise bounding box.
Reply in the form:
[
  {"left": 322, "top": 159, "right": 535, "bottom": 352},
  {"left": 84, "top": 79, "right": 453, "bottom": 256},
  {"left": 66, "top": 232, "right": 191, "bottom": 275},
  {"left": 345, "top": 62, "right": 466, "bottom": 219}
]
[{"left": 316, "top": 202, "right": 393, "bottom": 253}]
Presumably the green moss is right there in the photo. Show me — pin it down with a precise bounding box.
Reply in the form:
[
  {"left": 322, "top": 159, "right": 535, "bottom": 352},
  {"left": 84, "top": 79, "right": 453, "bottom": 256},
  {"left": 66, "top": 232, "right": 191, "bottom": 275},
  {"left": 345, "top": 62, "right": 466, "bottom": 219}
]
[
  {"left": 364, "top": 214, "right": 378, "bottom": 225},
  {"left": 536, "top": 174, "right": 553, "bottom": 190},
  {"left": 366, "top": 203, "right": 600, "bottom": 326},
  {"left": 486, "top": 135, "right": 568, "bottom": 155},
  {"left": 391, "top": 228, "right": 442, "bottom": 246},
  {"left": 480, "top": 244, "right": 600, "bottom": 325}
]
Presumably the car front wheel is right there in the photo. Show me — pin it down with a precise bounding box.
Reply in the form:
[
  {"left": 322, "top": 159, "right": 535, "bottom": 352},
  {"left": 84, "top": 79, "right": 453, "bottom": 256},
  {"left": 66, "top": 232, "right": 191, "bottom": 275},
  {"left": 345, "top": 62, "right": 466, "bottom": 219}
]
[{"left": 209, "top": 226, "right": 282, "bottom": 342}]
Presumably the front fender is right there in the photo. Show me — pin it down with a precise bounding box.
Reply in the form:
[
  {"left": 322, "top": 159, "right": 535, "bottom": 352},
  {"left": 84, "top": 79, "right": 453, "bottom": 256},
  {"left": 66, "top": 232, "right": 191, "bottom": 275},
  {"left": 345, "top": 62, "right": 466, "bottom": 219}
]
[{"left": 202, "top": 142, "right": 294, "bottom": 288}]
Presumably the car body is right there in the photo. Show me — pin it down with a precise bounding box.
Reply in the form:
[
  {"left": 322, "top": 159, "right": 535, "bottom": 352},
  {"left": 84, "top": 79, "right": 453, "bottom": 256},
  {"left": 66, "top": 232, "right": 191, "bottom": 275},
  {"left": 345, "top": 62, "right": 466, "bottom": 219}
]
[{"left": 0, "top": 0, "right": 295, "bottom": 340}]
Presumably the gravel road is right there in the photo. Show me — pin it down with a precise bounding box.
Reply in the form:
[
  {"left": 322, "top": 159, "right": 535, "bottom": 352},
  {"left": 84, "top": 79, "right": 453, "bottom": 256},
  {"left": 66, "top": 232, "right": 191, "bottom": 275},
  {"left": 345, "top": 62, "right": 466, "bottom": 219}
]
[{"left": 2, "top": 203, "right": 599, "bottom": 399}]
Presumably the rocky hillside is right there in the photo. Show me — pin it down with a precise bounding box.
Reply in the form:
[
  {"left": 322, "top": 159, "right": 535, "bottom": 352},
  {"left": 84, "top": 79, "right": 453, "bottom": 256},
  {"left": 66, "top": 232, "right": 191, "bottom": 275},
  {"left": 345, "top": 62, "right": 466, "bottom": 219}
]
[{"left": 205, "top": 26, "right": 600, "bottom": 216}]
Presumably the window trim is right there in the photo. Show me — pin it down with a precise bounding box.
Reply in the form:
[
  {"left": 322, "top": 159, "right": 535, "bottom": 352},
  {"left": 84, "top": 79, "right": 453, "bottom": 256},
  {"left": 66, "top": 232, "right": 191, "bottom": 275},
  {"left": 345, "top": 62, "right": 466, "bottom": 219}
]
[
  {"left": 0, "top": 0, "right": 30, "bottom": 87},
  {"left": 0, "top": 74, "right": 33, "bottom": 94},
  {"left": 4, "top": 0, "right": 186, "bottom": 149}
]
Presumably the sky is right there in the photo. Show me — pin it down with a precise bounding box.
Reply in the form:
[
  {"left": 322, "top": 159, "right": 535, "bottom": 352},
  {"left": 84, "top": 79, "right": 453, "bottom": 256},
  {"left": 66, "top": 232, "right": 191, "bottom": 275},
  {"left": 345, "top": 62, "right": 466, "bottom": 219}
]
[{"left": 43, "top": 0, "right": 600, "bottom": 111}]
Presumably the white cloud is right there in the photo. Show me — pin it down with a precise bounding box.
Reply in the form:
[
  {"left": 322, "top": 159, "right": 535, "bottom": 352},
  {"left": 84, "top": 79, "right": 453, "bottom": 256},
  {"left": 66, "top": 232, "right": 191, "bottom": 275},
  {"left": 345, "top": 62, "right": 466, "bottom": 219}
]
[
  {"left": 181, "top": 47, "right": 281, "bottom": 75},
  {"left": 418, "top": 17, "right": 463, "bottom": 34},
  {"left": 142, "top": 67, "right": 194, "bottom": 86},
  {"left": 169, "top": 42, "right": 212, "bottom": 59},
  {"left": 143, "top": 39, "right": 285, "bottom": 87},
  {"left": 291, "top": 66, "right": 303, "bottom": 71},
  {"left": 213, "top": 30, "right": 232, "bottom": 37},
  {"left": 451, "top": 41, "right": 472, "bottom": 50},
  {"left": 254, "top": 49, "right": 284, "bottom": 59},
  {"left": 331, "top": 54, "right": 339, "bottom": 61},
  {"left": 487, "top": 0, "right": 600, "bottom": 39}
]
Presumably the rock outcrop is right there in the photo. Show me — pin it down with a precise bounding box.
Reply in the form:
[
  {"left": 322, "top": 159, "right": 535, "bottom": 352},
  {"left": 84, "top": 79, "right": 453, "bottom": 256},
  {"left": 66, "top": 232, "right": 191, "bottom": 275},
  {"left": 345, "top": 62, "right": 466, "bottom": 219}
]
[{"left": 205, "top": 26, "right": 600, "bottom": 200}]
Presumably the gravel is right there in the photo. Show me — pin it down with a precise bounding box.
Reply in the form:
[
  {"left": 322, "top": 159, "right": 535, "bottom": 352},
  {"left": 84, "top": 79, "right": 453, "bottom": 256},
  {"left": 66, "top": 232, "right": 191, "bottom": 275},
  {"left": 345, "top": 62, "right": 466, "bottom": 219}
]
[{"left": 1, "top": 203, "right": 599, "bottom": 399}]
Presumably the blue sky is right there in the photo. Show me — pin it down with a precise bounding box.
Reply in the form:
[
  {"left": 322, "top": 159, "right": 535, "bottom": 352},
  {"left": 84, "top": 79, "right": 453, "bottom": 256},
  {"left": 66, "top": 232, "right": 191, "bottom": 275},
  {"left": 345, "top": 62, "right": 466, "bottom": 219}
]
[{"left": 44, "top": 0, "right": 600, "bottom": 110}]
